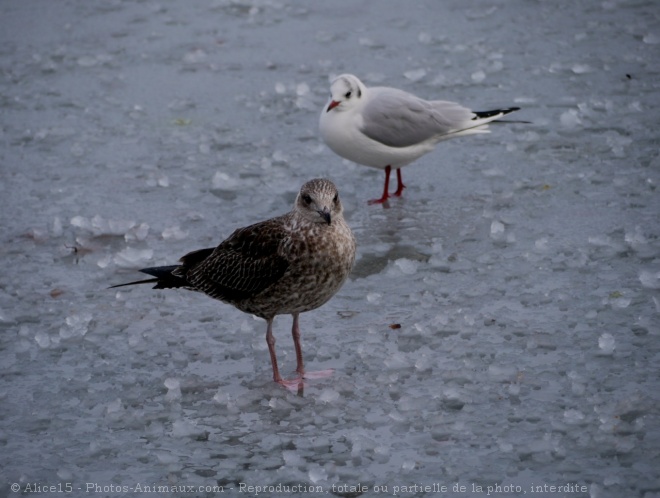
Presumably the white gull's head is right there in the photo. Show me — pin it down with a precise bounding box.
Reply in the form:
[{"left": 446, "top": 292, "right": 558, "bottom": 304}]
[{"left": 324, "top": 74, "right": 367, "bottom": 113}]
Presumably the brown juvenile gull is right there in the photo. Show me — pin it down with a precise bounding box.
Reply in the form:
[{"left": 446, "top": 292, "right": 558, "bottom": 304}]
[
  {"left": 319, "top": 73, "right": 523, "bottom": 204},
  {"left": 111, "top": 178, "right": 356, "bottom": 387}
]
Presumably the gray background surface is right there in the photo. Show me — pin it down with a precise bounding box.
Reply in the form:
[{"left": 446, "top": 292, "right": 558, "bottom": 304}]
[{"left": 1, "top": 1, "right": 659, "bottom": 497}]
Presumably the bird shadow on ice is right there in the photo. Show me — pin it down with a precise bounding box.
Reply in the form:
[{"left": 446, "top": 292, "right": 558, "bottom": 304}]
[
  {"left": 352, "top": 244, "right": 430, "bottom": 279},
  {"left": 349, "top": 200, "right": 435, "bottom": 279}
]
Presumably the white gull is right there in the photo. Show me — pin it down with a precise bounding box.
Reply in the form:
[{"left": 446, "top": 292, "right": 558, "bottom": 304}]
[{"left": 320, "top": 73, "right": 521, "bottom": 204}]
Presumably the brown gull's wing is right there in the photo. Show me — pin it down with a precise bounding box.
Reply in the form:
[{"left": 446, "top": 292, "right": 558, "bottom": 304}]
[{"left": 180, "top": 218, "right": 290, "bottom": 301}]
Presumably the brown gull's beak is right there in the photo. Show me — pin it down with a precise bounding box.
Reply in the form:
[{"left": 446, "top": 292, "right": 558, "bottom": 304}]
[
  {"left": 326, "top": 100, "right": 340, "bottom": 112},
  {"left": 318, "top": 207, "right": 332, "bottom": 225}
]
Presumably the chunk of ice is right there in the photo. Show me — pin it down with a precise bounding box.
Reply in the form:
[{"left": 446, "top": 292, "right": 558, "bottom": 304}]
[
  {"left": 560, "top": 109, "right": 581, "bottom": 128},
  {"left": 418, "top": 32, "right": 433, "bottom": 44},
  {"left": 471, "top": 70, "right": 486, "bottom": 83},
  {"left": 124, "top": 223, "right": 149, "bottom": 242},
  {"left": 607, "top": 293, "right": 631, "bottom": 309},
  {"left": 404, "top": 68, "right": 427, "bottom": 82},
  {"left": 106, "top": 398, "right": 123, "bottom": 414},
  {"left": 563, "top": 409, "right": 585, "bottom": 424},
  {"left": 394, "top": 258, "right": 419, "bottom": 275},
  {"left": 212, "top": 171, "right": 241, "bottom": 189},
  {"left": 272, "top": 150, "right": 288, "bottom": 164},
  {"left": 366, "top": 292, "right": 382, "bottom": 304},
  {"left": 358, "top": 37, "right": 382, "bottom": 48},
  {"left": 296, "top": 82, "right": 310, "bottom": 96},
  {"left": 384, "top": 352, "right": 409, "bottom": 370},
  {"left": 35, "top": 331, "right": 51, "bottom": 348},
  {"left": 182, "top": 48, "right": 207, "bottom": 64},
  {"left": 59, "top": 312, "right": 93, "bottom": 339},
  {"left": 598, "top": 333, "right": 615, "bottom": 355},
  {"left": 71, "top": 215, "right": 136, "bottom": 237},
  {"left": 571, "top": 63, "right": 593, "bottom": 74},
  {"left": 490, "top": 219, "right": 505, "bottom": 236},
  {"left": 535, "top": 237, "right": 550, "bottom": 251},
  {"left": 282, "top": 450, "right": 304, "bottom": 466},
  {"left": 164, "top": 378, "right": 182, "bottom": 401},
  {"left": 604, "top": 131, "right": 632, "bottom": 157},
  {"left": 308, "top": 464, "right": 328, "bottom": 483},
  {"left": 171, "top": 419, "right": 202, "bottom": 438},
  {"left": 319, "top": 389, "right": 340, "bottom": 403},
  {"left": 639, "top": 270, "right": 660, "bottom": 289},
  {"left": 162, "top": 225, "right": 188, "bottom": 241},
  {"left": 114, "top": 247, "right": 153, "bottom": 268},
  {"left": 488, "top": 364, "right": 517, "bottom": 382},
  {"left": 624, "top": 226, "right": 647, "bottom": 251},
  {"left": 295, "top": 95, "right": 316, "bottom": 111},
  {"left": 57, "top": 469, "right": 73, "bottom": 481},
  {"left": 414, "top": 355, "right": 432, "bottom": 373},
  {"left": 643, "top": 33, "right": 660, "bottom": 44},
  {"left": 77, "top": 55, "right": 98, "bottom": 67}
]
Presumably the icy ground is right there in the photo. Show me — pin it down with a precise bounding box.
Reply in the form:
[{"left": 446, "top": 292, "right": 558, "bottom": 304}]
[{"left": 1, "top": 1, "right": 659, "bottom": 497}]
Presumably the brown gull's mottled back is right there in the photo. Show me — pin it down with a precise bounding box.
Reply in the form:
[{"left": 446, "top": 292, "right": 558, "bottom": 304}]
[{"left": 111, "top": 178, "right": 356, "bottom": 387}]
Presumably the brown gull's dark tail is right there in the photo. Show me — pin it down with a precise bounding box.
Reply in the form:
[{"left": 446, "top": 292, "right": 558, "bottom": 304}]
[{"left": 109, "top": 265, "right": 185, "bottom": 290}]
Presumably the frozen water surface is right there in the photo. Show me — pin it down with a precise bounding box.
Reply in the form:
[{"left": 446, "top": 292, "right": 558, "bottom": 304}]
[{"left": 1, "top": 1, "right": 659, "bottom": 497}]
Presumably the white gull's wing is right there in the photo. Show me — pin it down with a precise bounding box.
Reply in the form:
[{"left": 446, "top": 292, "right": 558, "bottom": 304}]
[{"left": 359, "top": 87, "right": 477, "bottom": 148}]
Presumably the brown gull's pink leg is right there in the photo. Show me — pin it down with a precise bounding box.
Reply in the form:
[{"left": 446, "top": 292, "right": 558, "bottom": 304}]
[
  {"left": 266, "top": 315, "right": 331, "bottom": 391},
  {"left": 265, "top": 317, "right": 285, "bottom": 384},
  {"left": 291, "top": 313, "right": 333, "bottom": 382}
]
